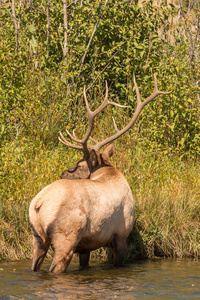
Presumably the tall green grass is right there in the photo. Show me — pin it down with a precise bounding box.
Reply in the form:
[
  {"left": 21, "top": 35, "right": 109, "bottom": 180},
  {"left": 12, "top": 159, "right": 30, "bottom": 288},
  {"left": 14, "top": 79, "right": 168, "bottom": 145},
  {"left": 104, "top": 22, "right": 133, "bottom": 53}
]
[
  {"left": 0, "top": 140, "right": 78, "bottom": 260},
  {"left": 125, "top": 147, "right": 200, "bottom": 259},
  {"left": 1, "top": 136, "right": 199, "bottom": 261}
]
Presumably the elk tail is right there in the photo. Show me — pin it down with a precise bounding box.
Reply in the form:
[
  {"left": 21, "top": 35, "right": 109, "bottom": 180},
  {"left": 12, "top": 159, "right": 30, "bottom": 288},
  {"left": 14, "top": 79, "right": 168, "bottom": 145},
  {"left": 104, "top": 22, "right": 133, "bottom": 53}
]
[{"left": 29, "top": 198, "right": 48, "bottom": 244}]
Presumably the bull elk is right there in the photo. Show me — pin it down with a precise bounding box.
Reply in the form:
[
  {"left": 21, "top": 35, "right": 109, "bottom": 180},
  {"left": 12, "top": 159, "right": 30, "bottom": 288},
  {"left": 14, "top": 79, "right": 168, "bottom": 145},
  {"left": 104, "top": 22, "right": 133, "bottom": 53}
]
[{"left": 29, "top": 75, "right": 171, "bottom": 273}]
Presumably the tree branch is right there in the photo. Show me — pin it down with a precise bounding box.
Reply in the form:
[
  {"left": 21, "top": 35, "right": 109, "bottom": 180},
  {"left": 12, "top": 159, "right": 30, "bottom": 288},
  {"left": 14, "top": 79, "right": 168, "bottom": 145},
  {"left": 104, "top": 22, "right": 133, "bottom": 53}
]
[
  {"left": 79, "top": 0, "right": 109, "bottom": 72},
  {"left": 63, "top": 0, "right": 68, "bottom": 56},
  {"left": 179, "top": 0, "right": 195, "bottom": 63},
  {"left": 47, "top": 0, "right": 50, "bottom": 57},
  {"left": 86, "top": 40, "right": 127, "bottom": 92}
]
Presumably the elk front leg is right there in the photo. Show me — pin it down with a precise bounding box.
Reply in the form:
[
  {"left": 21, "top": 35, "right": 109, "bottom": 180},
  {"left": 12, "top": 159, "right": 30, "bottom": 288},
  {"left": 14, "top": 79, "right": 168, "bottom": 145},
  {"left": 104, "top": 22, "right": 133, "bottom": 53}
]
[
  {"left": 31, "top": 235, "right": 50, "bottom": 271},
  {"left": 111, "top": 237, "right": 128, "bottom": 267},
  {"left": 79, "top": 252, "right": 90, "bottom": 267}
]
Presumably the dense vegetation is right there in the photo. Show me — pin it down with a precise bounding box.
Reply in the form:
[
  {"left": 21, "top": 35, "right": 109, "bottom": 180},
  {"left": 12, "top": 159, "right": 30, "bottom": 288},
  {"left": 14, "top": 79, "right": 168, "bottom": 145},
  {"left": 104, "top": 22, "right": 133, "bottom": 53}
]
[{"left": 0, "top": 0, "right": 199, "bottom": 261}]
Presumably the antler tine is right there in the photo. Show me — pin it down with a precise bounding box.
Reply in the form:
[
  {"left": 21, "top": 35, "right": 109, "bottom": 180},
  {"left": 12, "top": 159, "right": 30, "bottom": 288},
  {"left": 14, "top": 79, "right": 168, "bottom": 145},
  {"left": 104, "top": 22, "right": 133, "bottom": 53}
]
[
  {"left": 91, "top": 81, "right": 129, "bottom": 117},
  {"left": 91, "top": 81, "right": 109, "bottom": 116},
  {"left": 112, "top": 117, "right": 120, "bottom": 132},
  {"left": 92, "top": 74, "right": 171, "bottom": 151},
  {"left": 154, "top": 73, "right": 158, "bottom": 90},
  {"left": 83, "top": 85, "right": 92, "bottom": 117},
  {"left": 59, "top": 132, "right": 82, "bottom": 150},
  {"left": 133, "top": 74, "right": 171, "bottom": 108},
  {"left": 143, "top": 74, "right": 172, "bottom": 107},
  {"left": 80, "top": 84, "right": 110, "bottom": 146},
  {"left": 89, "top": 136, "right": 99, "bottom": 144},
  {"left": 73, "top": 129, "right": 78, "bottom": 139},
  {"left": 133, "top": 75, "right": 142, "bottom": 105},
  {"left": 65, "top": 129, "right": 80, "bottom": 143},
  {"left": 77, "top": 82, "right": 129, "bottom": 145}
]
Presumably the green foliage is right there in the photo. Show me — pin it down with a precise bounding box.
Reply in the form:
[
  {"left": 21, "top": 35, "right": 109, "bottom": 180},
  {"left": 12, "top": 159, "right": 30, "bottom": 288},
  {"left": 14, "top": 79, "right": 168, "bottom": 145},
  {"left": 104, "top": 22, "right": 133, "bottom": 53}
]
[
  {"left": 0, "top": 0, "right": 199, "bottom": 158},
  {"left": 135, "top": 45, "right": 200, "bottom": 158},
  {"left": 0, "top": 140, "right": 79, "bottom": 260},
  {"left": 128, "top": 148, "right": 200, "bottom": 258},
  {"left": 0, "top": 0, "right": 199, "bottom": 260}
]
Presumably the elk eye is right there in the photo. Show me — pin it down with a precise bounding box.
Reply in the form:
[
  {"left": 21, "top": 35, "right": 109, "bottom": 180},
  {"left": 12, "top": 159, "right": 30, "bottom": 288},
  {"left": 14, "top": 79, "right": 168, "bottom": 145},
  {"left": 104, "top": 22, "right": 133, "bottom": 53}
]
[{"left": 68, "top": 164, "right": 78, "bottom": 173}]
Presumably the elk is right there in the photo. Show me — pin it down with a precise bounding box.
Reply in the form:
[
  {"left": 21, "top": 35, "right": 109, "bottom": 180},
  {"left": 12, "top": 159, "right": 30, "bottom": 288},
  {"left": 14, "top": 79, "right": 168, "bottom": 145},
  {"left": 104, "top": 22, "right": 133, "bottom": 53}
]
[{"left": 29, "top": 75, "right": 171, "bottom": 273}]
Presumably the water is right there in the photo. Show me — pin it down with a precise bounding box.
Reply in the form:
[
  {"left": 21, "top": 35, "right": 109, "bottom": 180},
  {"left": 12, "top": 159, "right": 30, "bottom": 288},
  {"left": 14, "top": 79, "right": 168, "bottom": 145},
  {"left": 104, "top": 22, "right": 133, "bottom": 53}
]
[{"left": 0, "top": 259, "right": 199, "bottom": 299}]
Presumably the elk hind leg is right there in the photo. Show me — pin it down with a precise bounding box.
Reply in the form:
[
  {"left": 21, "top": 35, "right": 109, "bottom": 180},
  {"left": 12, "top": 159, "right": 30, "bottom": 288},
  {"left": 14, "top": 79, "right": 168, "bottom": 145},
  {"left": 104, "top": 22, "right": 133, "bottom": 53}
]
[
  {"left": 49, "top": 232, "right": 78, "bottom": 273},
  {"left": 31, "top": 234, "right": 50, "bottom": 271},
  {"left": 49, "top": 249, "right": 74, "bottom": 273},
  {"left": 111, "top": 237, "right": 128, "bottom": 267}
]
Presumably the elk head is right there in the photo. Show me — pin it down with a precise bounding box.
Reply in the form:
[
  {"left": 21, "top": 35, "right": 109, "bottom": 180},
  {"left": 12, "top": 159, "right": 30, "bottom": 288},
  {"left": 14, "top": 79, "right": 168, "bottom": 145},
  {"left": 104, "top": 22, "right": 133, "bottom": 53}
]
[
  {"left": 60, "top": 143, "right": 115, "bottom": 179},
  {"left": 59, "top": 75, "right": 171, "bottom": 178}
]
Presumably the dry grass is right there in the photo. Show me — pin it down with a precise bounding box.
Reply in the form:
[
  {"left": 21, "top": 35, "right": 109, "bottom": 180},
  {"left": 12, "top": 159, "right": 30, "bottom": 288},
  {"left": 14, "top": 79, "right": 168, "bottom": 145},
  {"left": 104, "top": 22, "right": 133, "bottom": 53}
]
[
  {"left": 1, "top": 137, "right": 200, "bottom": 261},
  {"left": 115, "top": 144, "right": 200, "bottom": 259}
]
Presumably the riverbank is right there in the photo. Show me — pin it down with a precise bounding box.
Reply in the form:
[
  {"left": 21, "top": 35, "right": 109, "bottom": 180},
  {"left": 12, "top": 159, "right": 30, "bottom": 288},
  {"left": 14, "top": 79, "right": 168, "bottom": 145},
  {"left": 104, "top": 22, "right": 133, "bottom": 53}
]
[{"left": 1, "top": 139, "right": 199, "bottom": 261}]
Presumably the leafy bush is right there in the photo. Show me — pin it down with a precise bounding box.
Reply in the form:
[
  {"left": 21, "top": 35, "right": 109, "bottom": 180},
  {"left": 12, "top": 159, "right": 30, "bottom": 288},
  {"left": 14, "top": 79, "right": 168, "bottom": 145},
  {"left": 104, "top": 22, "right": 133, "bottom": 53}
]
[{"left": 0, "top": 0, "right": 199, "bottom": 260}]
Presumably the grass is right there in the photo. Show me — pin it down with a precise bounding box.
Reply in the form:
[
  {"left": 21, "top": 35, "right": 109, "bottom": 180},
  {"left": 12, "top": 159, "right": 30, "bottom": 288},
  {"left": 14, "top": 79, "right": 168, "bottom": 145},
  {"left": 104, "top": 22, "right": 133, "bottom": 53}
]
[
  {"left": 0, "top": 140, "right": 74, "bottom": 260},
  {"left": 128, "top": 150, "right": 200, "bottom": 259},
  {"left": 1, "top": 135, "right": 200, "bottom": 261}
]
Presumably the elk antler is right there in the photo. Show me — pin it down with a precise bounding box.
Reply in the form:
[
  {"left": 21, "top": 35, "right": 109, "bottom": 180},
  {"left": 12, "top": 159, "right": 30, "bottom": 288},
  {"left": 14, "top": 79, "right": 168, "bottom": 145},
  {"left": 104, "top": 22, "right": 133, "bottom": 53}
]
[
  {"left": 59, "top": 75, "right": 171, "bottom": 155},
  {"left": 59, "top": 81, "right": 128, "bottom": 157},
  {"left": 92, "top": 74, "right": 171, "bottom": 151}
]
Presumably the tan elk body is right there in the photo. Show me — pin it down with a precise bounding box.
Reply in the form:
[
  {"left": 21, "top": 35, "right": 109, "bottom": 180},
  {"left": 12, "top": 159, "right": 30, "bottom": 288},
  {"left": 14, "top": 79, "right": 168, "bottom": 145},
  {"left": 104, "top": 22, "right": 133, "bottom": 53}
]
[
  {"left": 30, "top": 144, "right": 134, "bottom": 272},
  {"left": 29, "top": 75, "right": 171, "bottom": 272}
]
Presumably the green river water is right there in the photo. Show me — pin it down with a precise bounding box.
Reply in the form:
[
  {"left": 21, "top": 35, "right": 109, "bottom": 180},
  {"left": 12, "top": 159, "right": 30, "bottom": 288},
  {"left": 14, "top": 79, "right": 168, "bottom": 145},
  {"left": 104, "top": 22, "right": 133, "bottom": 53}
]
[{"left": 0, "top": 259, "right": 199, "bottom": 299}]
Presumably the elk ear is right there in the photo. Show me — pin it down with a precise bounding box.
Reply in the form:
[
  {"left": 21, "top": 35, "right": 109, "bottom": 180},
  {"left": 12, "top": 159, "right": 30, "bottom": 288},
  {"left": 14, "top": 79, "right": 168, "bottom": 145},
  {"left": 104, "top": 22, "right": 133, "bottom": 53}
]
[
  {"left": 102, "top": 143, "right": 115, "bottom": 158},
  {"left": 88, "top": 149, "right": 98, "bottom": 167}
]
